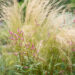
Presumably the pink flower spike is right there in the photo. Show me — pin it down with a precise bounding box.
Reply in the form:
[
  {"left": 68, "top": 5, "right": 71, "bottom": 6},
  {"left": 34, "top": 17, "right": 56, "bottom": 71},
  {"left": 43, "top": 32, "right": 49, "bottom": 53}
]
[
  {"left": 72, "top": 49, "right": 75, "bottom": 52},
  {"left": 12, "top": 38, "right": 15, "bottom": 40},
  {"left": 14, "top": 33, "right": 18, "bottom": 40},
  {"left": 24, "top": 66, "right": 28, "bottom": 69},
  {"left": 14, "top": 33, "right": 17, "bottom": 37},
  {"left": 31, "top": 44, "right": 35, "bottom": 50},
  {"left": 37, "top": 49, "right": 39, "bottom": 53},
  {"left": 69, "top": 42, "right": 72, "bottom": 45},
  {"left": 21, "top": 37, "right": 24, "bottom": 41},
  {"left": 17, "top": 28, "right": 20, "bottom": 33},
  {"left": 22, "top": 32, "right": 24, "bottom": 36},
  {"left": 14, "top": 52, "right": 18, "bottom": 56},
  {"left": 18, "top": 35, "right": 20, "bottom": 38},
  {"left": 33, "top": 53, "right": 36, "bottom": 57},
  {"left": 9, "top": 30, "right": 13, "bottom": 35},
  {"left": 73, "top": 19, "right": 75, "bottom": 23},
  {"left": 10, "top": 37, "right": 15, "bottom": 40},
  {"left": 19, "top": 30, "right": 23, "bottom": 34},
  {"left": 67, "top": 41, "right": 72, "bottom": 45}
]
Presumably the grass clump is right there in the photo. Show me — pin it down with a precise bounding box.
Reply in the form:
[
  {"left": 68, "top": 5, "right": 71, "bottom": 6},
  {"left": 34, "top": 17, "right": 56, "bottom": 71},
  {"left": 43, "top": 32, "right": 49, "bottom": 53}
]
[{"left": 0, "top": 0, "right": 75, "bottom": 75}]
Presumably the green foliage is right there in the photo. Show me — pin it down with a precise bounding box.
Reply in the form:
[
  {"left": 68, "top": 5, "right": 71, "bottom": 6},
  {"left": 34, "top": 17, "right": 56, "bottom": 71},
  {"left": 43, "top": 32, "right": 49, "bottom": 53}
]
[
  {"left": 70, "top": 0, "right": 75, "bottom": 9},
  {"left": 19, "top": 0, "right": 24, "bottom": 5},
  {"left": 0, "top": 26, "right": 9, "bottom": 45},
  {"left": 71, "top": 0, "right": 75, "bottom": 3}
]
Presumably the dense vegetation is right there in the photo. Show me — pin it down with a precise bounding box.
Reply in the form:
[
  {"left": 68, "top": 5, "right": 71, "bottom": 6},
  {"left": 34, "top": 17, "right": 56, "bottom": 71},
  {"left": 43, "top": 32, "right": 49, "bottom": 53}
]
[{"left": 0, "top": 0, "right": 75, "bottom": 75}]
